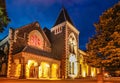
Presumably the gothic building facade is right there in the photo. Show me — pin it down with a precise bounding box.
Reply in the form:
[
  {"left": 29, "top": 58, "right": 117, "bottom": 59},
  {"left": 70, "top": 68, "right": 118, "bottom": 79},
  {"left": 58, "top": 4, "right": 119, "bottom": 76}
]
[{"left": 0, "top": 8, "right": 99, "bottom": 79}]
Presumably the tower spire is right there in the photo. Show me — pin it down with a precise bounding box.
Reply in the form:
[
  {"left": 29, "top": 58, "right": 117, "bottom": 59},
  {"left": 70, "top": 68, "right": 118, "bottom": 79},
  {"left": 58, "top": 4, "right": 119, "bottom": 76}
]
[{"left": 53, "top": 7, "right": 74, "bottom": 27}]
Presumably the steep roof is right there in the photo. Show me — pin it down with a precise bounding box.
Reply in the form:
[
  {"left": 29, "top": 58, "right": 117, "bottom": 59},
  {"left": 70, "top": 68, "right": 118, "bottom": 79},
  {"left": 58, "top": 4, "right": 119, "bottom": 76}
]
[
  {"left": 11, "top": 22, "right": 51, "bottom": 55},
  {"left": 43, "top": 27, "right": 52, "bottom": 43},
  {"left": 54, "top": 7, "right": 74, "bottom": 26}
]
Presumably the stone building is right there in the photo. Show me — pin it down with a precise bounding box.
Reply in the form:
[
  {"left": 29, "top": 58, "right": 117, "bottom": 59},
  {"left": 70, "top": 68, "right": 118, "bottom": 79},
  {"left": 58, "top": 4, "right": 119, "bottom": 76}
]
[{"left": 0, "top": 8, "right": 99, "bottom": 79}]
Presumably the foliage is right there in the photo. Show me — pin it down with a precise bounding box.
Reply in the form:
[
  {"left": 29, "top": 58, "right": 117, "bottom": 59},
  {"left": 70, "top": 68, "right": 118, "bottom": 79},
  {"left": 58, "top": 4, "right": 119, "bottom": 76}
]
[
  {"left": 86, "top": 2, "right": 120, "bottom": 70},
  {"left": 0, "top": 1, "right": 10, "bottom": 33}
]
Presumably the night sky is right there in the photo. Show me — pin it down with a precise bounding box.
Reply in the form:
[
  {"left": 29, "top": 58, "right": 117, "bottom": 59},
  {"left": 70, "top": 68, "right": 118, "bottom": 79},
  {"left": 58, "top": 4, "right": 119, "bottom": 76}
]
[{"left": 0, "top": 0, "right": 119, "bottom": 50}]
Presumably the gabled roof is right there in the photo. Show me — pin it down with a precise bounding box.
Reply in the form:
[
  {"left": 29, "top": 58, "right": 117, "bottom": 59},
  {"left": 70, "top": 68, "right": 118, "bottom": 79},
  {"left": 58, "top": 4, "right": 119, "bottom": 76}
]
[
  {"left": 54, "top": 7, "right": 74, "bottom": 26},
  {"left": 43, "top": 27, "right": 52, "bottom": 43},
  {"left": 15, "top": 22, "right": 51, "bottom": 46},
  {"left": 11, "top": 22, "right": 52, "bottom": 55},
  {"left": 0, "top": 35, "right": 8, "bottom": 46}
]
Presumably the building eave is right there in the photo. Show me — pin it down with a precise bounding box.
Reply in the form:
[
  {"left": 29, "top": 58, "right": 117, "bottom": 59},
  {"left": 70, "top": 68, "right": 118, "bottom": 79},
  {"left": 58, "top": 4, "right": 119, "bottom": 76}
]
[
  {"left": 0, "top": 36, "right": 9, "bottom": 46},
  {"left": 66, "top": 21, "right": 80, "bottom": 35}
]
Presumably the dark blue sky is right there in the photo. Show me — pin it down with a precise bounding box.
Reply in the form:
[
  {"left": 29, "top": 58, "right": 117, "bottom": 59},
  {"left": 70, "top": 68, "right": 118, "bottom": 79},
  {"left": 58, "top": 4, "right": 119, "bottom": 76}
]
[{"left": 0, "top": 0, "right": 119, "bottom": 50}]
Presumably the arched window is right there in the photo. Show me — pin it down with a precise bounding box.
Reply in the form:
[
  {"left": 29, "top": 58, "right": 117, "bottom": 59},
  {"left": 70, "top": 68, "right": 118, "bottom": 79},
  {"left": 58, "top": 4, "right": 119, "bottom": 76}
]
[
  {"left": 39, "top": 62, "right": 50, "bottom": 78},
  {"left": 26, "top": 60, "right": 38, "bottom": 78},
  {"left": 68, "top": 33, "right": 77, "bottom": 54},
  {"left": 68, "top": 33, "right": 78, "bottom": 78},
  {"left": 28, "top": 30, "right": 44, "bottom": 49},
  {"left": 68, "top": 54, "right": 78, "bottom": 78}
]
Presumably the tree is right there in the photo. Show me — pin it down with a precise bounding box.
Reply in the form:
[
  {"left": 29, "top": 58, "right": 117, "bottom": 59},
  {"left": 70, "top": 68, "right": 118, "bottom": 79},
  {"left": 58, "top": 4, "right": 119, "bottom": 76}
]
[
  {"left": 86, "top": 2, "right": 120, "bottom": 73},
  {"left": 0, "top": 0, "right": 10, "bottom": 33}
]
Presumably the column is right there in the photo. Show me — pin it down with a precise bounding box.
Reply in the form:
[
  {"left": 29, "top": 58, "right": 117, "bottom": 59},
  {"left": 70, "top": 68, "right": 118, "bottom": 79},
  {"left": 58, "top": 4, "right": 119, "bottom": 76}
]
[
  {"left": 38, "top": 63, "right": 42, "bottom": 78},
  {"left": 88, "top": 66, "right": 91, "bottom": 77},
  {"left": 49, "top": 63, "right": 52, "bottom": 78},
  {"left": 19, "top": 57, "right": 26, "bottom": 79},
  {"left": 58, "top": 65, "right": 61, "bottom": 78}
]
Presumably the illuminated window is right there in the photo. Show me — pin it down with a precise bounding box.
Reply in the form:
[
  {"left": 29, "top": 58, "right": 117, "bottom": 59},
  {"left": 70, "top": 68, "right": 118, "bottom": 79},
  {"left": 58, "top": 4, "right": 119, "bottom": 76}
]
[
  {"left": 28, "top": 30, "right": 43, "bottom": 49},
  {"left": 68, "top": 33, "right": 77, "bottom": 54},
  {"left": 53, "top": 26, "right": 62, "bottom": 35},
  {"left": 29, "top": 35, "right": 41, "bottom": 46},
  {"left": 69, "top": 55, "right": 76, "bottom": 75},
  {"left": 68, "top": 54, "right": 78, "bottom": 78}
]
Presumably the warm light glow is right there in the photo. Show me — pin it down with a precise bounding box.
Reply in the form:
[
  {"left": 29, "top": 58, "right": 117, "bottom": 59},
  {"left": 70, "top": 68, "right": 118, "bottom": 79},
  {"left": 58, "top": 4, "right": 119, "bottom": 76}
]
[
  {"left": 104, "top": 72, "right": 109, "bottom": 77},
  {"left": 26, "top": 61, "right": 59, "bottom": 79},
  {"left": 86, "top": 65, "right": 89, "bottom": 76},
  {"left": 69, "top": 55, "right": 76, "bottom": 62},
  {"left": 14, "top": 59, "right": 21, "bottom": 78},
  {"left": 15, "top": 64, "right": 21, "bottom": 77},
  {"left": 39, "top": 62, "right": 50, "bottom": 78},
  {"left": 26, "top": 64, "right": 29, "bottom": 78},
  {"left": 91, "top": 67, "right": 96, "bottom": 77},
  {"left": 26, "top": 60, "right": 38, "bottom": 78},
  {"left": 51, "top": 64, "right": 58, "bottom": 78},
  {"left": 81, "top": 64, "right": 86, "bottom": 77},
  {"left": 97, "top": 68, "right": 100, "bottom": 74},
  {"left": 27, "top": 60, "right": 38, "bottom": 67},
  {"left": 82, "top": 70, "right": 86, "bottom": 77},
  {"left": 38, "top": 66, "right": 42, "bottom": 78},
  {"left": 68, "top": 54, "right": 78, "bottom": 78},
  {"left": 28, "top": 30, "right": 43, "bottom": 49}
]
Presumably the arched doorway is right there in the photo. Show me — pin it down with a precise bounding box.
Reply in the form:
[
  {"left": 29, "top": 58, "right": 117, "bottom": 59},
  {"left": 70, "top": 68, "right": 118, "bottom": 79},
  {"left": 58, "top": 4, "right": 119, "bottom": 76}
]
[
  {"left": 26, "top": 60, "right": 38, "bottom": 78},
  {"left": 68, "top": 33, "right": 78, "bottom": 78},
  {"left": 38, "top": 62, "right": 50, "bottom": 78},
  {"left": 68, "top": 54, "right": 78, "bottom": 78}
]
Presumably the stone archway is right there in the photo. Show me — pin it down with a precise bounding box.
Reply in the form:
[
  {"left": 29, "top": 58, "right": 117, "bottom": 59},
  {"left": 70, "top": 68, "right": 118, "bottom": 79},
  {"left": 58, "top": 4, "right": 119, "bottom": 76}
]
[
  {"left": 68, "top": 33, "right": 78, "bottom": 78},
  {"left": 26, "top": 60, "right": 38, "bottom": 78},
  {"left": 68, "top": 53, "right": 78, "bottom": 78}
]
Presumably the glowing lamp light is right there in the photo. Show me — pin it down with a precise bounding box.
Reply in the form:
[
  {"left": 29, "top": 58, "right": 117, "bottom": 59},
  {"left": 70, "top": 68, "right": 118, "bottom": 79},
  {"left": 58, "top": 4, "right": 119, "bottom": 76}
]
[
  {"left": 91, "top": 67, "right": 96, "bottom": 77},
  {"left": 38, "top": 66, "right": 42, "bottom": 78},
  {"left": 82, "top": 70, "right": 86, "bottom": 77},
  {"left": 46, "top": 63, "right": 50, "bottom": 67},
  {"left": 51, "top": 64, "right": 58, "bottom": 78},
  {"left": 91, "top": 72, "right": 94, "bottom": 77},
  {"left": 104, "top": 72, "right": 109, "bottom": 77}
]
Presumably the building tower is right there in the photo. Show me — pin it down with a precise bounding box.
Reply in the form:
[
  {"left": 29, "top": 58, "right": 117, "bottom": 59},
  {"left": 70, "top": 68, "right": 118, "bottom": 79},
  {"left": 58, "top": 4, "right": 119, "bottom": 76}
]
[{"left": 51, "top": 8, "right": 80, "bottom": 79}]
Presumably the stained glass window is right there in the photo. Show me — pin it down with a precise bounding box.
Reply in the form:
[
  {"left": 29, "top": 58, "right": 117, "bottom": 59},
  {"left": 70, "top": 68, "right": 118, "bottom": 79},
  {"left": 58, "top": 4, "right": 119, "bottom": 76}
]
[{"left": 28, "top": 30, "right": 43, "bottom": 49}]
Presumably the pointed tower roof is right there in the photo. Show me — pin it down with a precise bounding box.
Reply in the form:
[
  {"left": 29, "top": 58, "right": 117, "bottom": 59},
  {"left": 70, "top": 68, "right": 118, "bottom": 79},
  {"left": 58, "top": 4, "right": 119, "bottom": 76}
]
[{"left": 54, "top": 7, "right": 74, "bottom": 26}]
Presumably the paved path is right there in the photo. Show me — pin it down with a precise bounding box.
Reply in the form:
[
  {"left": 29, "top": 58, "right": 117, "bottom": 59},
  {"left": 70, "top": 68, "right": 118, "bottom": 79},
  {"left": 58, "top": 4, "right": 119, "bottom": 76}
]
[{"left": 0, "top": 78, "right": 120, "bottom": 83}]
